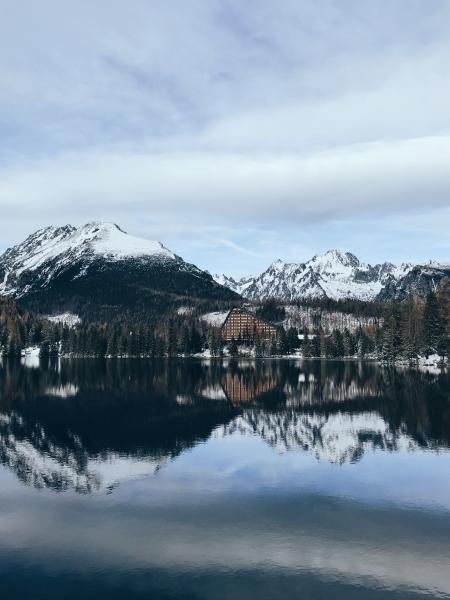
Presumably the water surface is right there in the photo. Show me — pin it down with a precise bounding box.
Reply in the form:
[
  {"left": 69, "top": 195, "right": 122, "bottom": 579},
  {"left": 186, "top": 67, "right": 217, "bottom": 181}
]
[{"left": 0, "top": 358, "right": 449, "bottom": 599}]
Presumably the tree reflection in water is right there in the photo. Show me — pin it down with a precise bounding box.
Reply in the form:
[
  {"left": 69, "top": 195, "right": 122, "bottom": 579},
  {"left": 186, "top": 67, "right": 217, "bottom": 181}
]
[{"left": 0, "top": 358, "right": 448, "bottom": 491}]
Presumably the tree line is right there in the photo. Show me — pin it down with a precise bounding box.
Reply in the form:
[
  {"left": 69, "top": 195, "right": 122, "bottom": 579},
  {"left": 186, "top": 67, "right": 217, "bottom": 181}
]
[{"left": 1, "top": 287, "right": 448, "bottom": 363}]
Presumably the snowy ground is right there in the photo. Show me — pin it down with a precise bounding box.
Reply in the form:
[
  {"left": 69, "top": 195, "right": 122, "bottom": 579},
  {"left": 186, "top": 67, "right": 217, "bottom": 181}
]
[
  {"left": 21, "top": 346, "right": 41, "bottom": 368},
  {"left": 200, "top": 310, "right": 230, "bottom": 327},
  {"left": 45, "top": 312, "right": 81, "bottom": 327},
  {"left": 284, "top": 304, "right": 380, "bottom": 333},
  {"left": 176, "top": 306, "right": 193, "bottom": 316}
]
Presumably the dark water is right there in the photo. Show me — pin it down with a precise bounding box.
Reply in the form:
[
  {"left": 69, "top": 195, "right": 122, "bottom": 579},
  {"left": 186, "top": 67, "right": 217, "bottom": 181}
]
[{"left": 0, "top": 358, "right": 449, "bottom": 599}]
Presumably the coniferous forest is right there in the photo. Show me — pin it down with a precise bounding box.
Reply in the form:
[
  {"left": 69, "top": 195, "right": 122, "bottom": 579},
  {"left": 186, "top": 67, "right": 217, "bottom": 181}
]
[{"left": 0, "top": 282, "right": 448, "bottom": 364}]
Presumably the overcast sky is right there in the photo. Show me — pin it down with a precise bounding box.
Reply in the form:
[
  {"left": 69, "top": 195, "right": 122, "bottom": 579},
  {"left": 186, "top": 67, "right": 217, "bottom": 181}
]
[{"left": 1, "top": 0, "right": 449, "bottom": 276}]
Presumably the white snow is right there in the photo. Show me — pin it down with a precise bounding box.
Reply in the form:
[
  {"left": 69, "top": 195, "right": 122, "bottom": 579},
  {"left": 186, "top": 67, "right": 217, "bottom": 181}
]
[
  {"left": 85, "top": 222, "right": 176, "bottom": 260},
  {"left": 21, "top": 346, "right": 41, "bottom": 368},
  {"left": 284, "top": 304, "right": 380, "bottom": 333},
  {"left": 201, "top": 385, "right": 227, "bottom": 400},
  {"left": 216, "top": 249, "right": 415, "bottom": 302},
  {"left": 176, "top": 306, "right": 192, "bottom": 315},
  {"left": 46, "top": 312, "right": 81, "bottom": 327},
  {"left": 0, "top": 222, "right": 176, "bottom": 297},
  {"left": 200, "top": 310, "right": 230, "bottom": 327}
]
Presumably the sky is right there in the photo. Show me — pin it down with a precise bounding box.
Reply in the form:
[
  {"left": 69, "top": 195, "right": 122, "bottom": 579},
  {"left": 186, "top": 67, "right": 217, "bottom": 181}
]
[{"left": 1, "top": 0, "right": 450, "bottom": 277}]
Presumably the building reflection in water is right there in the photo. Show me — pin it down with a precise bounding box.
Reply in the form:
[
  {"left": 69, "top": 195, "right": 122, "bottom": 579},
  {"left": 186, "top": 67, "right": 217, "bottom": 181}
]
[{"left": 221, "top": 369, "right": 278, "bottom": 403}]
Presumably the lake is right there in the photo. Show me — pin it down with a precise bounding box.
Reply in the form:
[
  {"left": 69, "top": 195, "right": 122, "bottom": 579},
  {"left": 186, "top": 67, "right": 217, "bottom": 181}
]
[{"left": 0, "top": 358, "right": 449, "bottom": 599}]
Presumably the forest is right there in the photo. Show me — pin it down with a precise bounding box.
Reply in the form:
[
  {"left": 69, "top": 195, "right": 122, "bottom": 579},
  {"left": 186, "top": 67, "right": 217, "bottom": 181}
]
[{"left": 0, "top": 284, "right": 448, "bottom": 364}]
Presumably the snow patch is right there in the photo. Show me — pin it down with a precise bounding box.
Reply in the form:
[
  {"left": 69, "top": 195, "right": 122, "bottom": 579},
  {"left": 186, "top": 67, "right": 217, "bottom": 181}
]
[
  {"left": 200, "top": 310, "right": 230, "bottom": 327},
  {"left": 46, "top": 312, "right": 81, "bottom": 327},
  {"left": 21, "top": 346, "right": 41, "bottom": 368}
]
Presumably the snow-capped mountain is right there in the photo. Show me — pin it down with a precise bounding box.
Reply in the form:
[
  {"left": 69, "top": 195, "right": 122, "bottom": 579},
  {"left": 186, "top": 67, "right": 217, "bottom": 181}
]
[
  {"left": 378, "top": 260, "right": 450, "bottom": 300},
  {"left": 212, "top": 273, "right": 255, "bottom": 296},
  {"left": 0, "top": 222, "right": 176, "bottom": 297},
  {"left": 0, "top": 222, "right": 238, "bottom": 312},
  {"left": 214, "top": 250, "right": 448, "bottom": 301}
]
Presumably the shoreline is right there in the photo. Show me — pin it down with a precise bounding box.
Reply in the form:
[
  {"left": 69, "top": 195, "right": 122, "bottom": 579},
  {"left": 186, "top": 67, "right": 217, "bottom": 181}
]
[{"left": 16, "top": 347, "right": 448, "bottom": 372}]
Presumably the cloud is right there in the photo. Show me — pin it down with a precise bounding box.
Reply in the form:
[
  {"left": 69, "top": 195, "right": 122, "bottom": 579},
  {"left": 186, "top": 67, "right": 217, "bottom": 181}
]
[
  {"left": 1, "top": 136, "right": 449, "bottom": 227},
  {"left": 0, "top": 0, "right": 449, "bottom": 270}
]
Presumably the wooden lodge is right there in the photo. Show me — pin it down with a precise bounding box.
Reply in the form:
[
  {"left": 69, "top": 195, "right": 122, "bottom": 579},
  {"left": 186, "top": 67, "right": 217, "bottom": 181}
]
[{"left": 221, "top": 307, "right": 277, "bottom": 342}]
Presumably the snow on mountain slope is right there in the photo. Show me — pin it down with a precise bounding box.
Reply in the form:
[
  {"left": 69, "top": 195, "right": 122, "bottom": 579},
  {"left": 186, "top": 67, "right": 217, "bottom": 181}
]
[
  {"left": 214, "top": 250, "right": 415, "bottom": 301},
  {"left": 378, "top": 260, "right": 450, "bottom": 300},
  {"left": 0, "top": 222, "right": 175, "bottom": 291},
  {"left": 0, "top": 222, "right": 238, "bottom": 306},
  {"left": 212, "top": 273, "right": 254, "bottom": 295}
]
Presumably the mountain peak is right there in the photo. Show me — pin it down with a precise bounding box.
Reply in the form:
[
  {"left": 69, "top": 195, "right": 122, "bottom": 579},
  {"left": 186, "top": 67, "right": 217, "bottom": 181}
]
[
  {"left": 270, "top": 259, "right": 288, "bottom": 271},
  {"left": 70, "top": 222, "right": 176, "bottom": 260},
  {"left": 312, "top": 249, "right": 360, "bottom": 268},
  {"left": 81, "top": 221, "right": 124, "bottom": 233},
  {"left": 214, "top": 250, "right": 445, "bottom": 302},
  {"left": 0, "top": 223, "right": 179, "bottom": 298},
  {"left": 0, "top": 223, "right": 239, "bottom": 306}
]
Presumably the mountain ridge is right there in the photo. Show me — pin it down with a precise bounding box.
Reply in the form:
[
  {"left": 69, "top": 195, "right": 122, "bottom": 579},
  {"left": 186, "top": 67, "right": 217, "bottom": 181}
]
[
  {"left": 213, "top": 249, "right": 449, "bottom": 301},
  {"left": 1, "top": 225, "right": 448, "bottom": 311}
]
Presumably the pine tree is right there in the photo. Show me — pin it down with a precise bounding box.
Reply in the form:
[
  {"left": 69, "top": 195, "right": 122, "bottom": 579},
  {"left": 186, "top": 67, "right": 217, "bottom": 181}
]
[
  {"left": 332, "top": 330, "right": 345, "bottom": 357},
  {"left": 422, "top": 291, "right": 447, "bottom": 358},
  {"left": 311, "top": 330, "right": 321, "bottom": 357},
  {"left": 343, "top": 328, "right": 356, "bottom": 357},
  {"left": 302, "top": 332, "right": 311, "bottom": 357},
  {"left": 382, "top": 301, "right": 402, "bottom": 362},
  {"left": 209, "top": 329, "right": 220, "bottom": 357},
  {"left": 436, "top": 282, "right": 449, "bottom": 360},
  {"left": 401, "top": 297, "right": 422, "bottom": 361},
  {"left": 277, "top": 328, "right": 288, "bottom": 355},
  {"left": 167, "top": 320, "right": 177, "bottom": 357},
  {"left": 286, "top": 327, "right": 299, "bottom": 353},
  {"left": 229, "top": 338, "right": 238, "bottom": 357},
  {"left": 180, "top": 325, "right": 191, "bottom": 355},
  {"left": 374, "top": 322, "right": 383, "bottom": 358},
  {"left": 254, "top": 335, "right": 264, "bottom": 358},
  {"left": 319, "top": 329, "right": 328, "bottom": 357},
  {"left": 190, "top": 323, "right": 203, "bottom": 354},
  {"left": 356, "top": 326, "right": 369, "bottom": 358}
]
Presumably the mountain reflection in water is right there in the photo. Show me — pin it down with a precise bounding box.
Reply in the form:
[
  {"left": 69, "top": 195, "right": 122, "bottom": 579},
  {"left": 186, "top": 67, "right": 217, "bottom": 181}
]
[{"left": 0, "top": 358, "right": 448, "bottom": 492}]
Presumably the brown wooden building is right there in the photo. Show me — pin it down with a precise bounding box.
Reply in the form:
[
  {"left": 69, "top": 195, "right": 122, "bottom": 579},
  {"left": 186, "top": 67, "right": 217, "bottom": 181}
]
[{"left": 221, "top": 307, "right": 277, "bottom": 341}]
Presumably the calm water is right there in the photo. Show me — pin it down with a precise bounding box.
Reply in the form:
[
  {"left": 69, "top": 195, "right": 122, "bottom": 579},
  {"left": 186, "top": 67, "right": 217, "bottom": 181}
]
[{"left": 0, "top": 358, "right": 449, "bottom": 599}]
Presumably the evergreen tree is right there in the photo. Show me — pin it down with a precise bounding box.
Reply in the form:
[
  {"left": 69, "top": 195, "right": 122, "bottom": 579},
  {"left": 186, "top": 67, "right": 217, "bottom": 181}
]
[
  {"left": 190, "top": 323, "right": 203, "bottom": 354},
  {"left": 382, "top": 301, "right": 403, "bottom": 362},
  {"left": 343, "top": 328, "right": 356, "bottom": 357},
  {"left": 302, "top": 332, "right": 311, "bottom": 357},
  {"left": 356, "top": 326, "right": 369, "bottom": 358},
  {"left": 229, "top": 338, "right": 238, "bottom": 357},
  {"left": 254, "top": 335, "right": 264, "bottom": 358},
  {"left": 401, "top": 297, "right": 422, "bottom": 362},
  {"left": 286, "top": 327, "right": 299, "bottom": 353},
  {"left": 167, "top": 320, "right": 178, "bottom": 357},
  {"left": 311, "top": 330, "right": 321, "bottom": 357},
  {"left": 422, "top": 291, "right": 447, "bottom": 358},
  {"left": 277, "top": 328, "right": 288, "bottom": 355},
  {"left": 332, "top": 330, "right": 345, "bottom": 357},
  {"left": 180, "top": 325, "right": 191, "bottom": 355}
]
